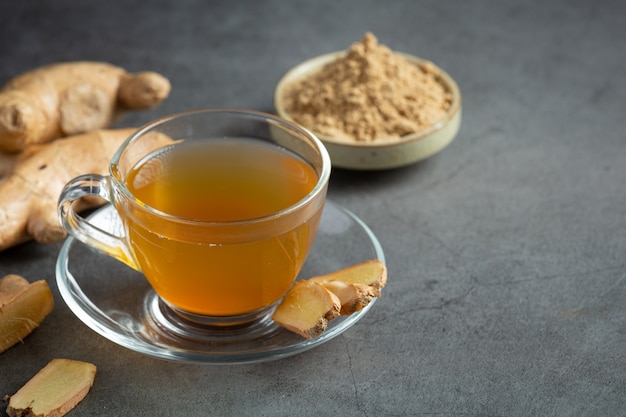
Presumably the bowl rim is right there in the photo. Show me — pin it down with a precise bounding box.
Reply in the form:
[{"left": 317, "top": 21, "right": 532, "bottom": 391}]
[{"left": 274, "top": 51, "right": 462, "bottom": 149}]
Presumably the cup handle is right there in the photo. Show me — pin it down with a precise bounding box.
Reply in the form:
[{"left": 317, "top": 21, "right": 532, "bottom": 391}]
[{"left": 58, "top": 174, "right": 139, "bottom": 270}]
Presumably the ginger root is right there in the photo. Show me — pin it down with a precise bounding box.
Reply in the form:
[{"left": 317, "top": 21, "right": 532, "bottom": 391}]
[
  {"left": 0, "top": 145, "right": 40, "bottom": 179},
  {"left": 6, "top": 358, "right": 96, "bottom": 417},
  {"left": 0, "top": 128, "right": 175, "bottom": 251},
  {"left": 0, "top": 128, "right": 136, "bottom": 251},
  {"left": 273, "top": 260, "right": 387, "bottom": 338},
  {"left": 0, "top": 274, "right": 54, "bottom": 354},
  {"left": 0, "top": 61, "right": 171, "bottom": 152}
]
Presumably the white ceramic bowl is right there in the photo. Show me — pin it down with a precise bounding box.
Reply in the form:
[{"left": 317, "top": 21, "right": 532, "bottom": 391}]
[{"left": 274, "top": 52, "right": 462, "bottom": 170}]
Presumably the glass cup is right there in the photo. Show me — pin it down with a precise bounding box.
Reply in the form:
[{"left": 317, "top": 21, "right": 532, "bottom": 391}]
[{"left": 58, "top": 108, "right": 331, "bottom": 328}]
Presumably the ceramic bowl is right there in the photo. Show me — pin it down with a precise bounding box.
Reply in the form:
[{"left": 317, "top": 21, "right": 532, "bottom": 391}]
[{"left": 274, "top": 52, "right": 462, "bottom": 170}]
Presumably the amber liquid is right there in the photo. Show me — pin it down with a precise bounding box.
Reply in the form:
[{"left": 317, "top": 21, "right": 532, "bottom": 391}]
[{"left": 121, "top": 139, "right": 322, "bottom": 316}]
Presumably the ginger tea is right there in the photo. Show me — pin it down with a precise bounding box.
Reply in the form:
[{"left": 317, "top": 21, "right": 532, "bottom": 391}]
[{"left": 120, "top": 138, "right": 322, "bottom": 316}]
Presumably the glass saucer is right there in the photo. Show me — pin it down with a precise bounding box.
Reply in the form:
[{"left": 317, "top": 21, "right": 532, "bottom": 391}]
[{"left": 56, "top": 200, "right": 385, "bottom": 364}]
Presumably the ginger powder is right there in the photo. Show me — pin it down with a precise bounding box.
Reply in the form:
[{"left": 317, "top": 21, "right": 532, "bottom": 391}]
[{"left": 281, "top": 33, "right": 453, "bottom": 142}]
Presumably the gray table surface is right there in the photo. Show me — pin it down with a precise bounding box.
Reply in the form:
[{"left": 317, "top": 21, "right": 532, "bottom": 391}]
[{"left": 1, "top": 0, "right": 625, "bottom": 416}]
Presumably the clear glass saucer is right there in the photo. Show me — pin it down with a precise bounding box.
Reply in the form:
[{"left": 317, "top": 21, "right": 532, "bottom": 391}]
[{"left": 56, "top": 200, "right": 385, "bottom": 364}]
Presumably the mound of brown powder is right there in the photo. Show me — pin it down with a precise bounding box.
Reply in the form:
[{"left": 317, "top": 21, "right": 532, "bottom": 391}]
[{"left": 281, "top": 33, "right": 453, "bottom": 142}]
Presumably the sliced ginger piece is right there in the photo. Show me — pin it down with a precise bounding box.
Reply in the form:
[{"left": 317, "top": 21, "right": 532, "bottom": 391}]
[
  {"left": 272, "top": 280, "right": 341, "bottom": 339},
  {"left": 312, "top": 259, "right": 387, "bottom": 290},
  {"left": 6, "top": 358, "right": 96, "bottom": 417},
  {"left": 310, "top": 259, "right": 387, "bottom": 315},
  {"left": 273, "top": 260, "right": 387, "bottom": 337},
  {"left": 0, "top": 274, "right": 54, "bottom": 354},
  {"left": 312, "top": 280, "right": 379, "bottom": 315}
]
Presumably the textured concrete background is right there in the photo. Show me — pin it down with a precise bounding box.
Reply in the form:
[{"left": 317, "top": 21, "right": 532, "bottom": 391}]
[{"left": 1, "top": 0, "right": 625, "bottom": 416}]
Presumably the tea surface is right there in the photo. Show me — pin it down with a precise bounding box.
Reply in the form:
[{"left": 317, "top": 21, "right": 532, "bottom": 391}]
[{"left": 126, "top": 138, "right": 317, "bottom": 220}]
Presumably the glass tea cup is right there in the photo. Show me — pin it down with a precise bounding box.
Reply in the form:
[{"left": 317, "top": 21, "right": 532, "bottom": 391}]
[{"left": 58, "top": 108, "right": 331, "bottom": 328}]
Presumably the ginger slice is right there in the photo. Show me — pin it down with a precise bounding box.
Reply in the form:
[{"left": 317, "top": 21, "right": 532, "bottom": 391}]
[
  {"left": 0, "top": 275, "right": 54, "bottom": 354},
  {"left": 312, "top": 280, "right": 379, "bottom": 315},
  {"left": 273, "top": 260, "right": 387, "bottom": 337},
  {"left": 272, "top": 280, "right": 341, "bottom": 339},
  {"left": 310, "top": 259, "right": 387, "bottom": 315},
  {"left": 6, "top": 358, "right": 96, "bottom": 417},
  {"left": 311, "top": 259, "right": 387, "bottom": 290}
]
